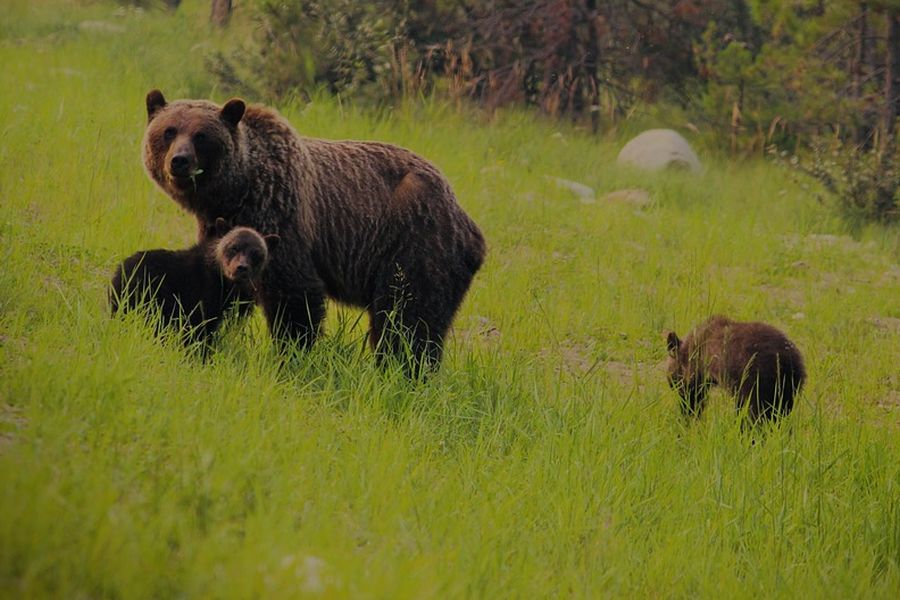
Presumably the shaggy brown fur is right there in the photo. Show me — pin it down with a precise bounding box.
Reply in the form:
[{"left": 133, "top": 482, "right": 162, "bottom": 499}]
[
  {"left": 142, "top": 90, "right": 486, "bottom": 373},
  {"left": 110, "top": 220, "right": 275, "bottom": 346},
  {"left": 665, "top": 316, "right": 806, "bottom": 425}
]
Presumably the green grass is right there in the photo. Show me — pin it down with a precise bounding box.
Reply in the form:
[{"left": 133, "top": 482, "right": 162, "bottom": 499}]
[{"left": 2, "top": 1, "right": 900, "bottom": 598}]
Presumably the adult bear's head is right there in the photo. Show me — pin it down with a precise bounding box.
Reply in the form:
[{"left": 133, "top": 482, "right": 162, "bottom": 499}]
[{"left": 142, "top": 90, "right": 246, "bottom": 212}]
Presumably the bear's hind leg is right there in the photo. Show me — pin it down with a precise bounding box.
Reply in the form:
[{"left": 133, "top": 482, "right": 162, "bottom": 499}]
[
  {"left": 368, "top": 282, "right": 455, "bottom": 378},
  {"left": 368, "top": 302, "right": 448, "bottom": 377}
]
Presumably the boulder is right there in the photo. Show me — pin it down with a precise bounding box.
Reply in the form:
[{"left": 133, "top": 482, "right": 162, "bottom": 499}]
[{"left": 617, "top": 129, "right": 702, "bottom": 173}]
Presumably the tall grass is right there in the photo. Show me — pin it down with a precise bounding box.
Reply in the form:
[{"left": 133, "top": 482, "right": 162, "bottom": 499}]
[{"left": 1, "top": 2, "right": 899, "bottom": 598}]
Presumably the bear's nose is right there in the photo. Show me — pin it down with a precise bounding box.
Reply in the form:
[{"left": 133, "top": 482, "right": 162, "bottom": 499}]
[
  {"left": 170, "top": 154, "right": 191, "bottom": 175},
  {"left": 234, "top": 263, "right": 249, "bottom": 276}
]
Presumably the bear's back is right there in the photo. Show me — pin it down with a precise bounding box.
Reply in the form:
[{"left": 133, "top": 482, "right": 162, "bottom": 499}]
[
  {"left": 717, "top": 320, "right": 806, "bottom": 392},
  {"left": 111, "top": 247, "right": 214, "bottom": 326}
]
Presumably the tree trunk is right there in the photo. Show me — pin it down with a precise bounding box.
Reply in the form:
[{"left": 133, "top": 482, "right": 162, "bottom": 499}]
[
  {"left": 731, "top": 78, "right": 743, "bottom": 155},
  {"left": 882, "top": 10, "right": 898, "bottom": 150},
  {"left": 211, "top": 0, "right": 233, "bottom": 27},
  {"left": 853, "top": 2, "right": 869, "bottom": 146},
  {"left": 586, "top": 0, "right": 600, "bottom": 133}
]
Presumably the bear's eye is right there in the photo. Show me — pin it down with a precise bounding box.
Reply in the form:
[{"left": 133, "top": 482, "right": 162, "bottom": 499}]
[
  {"left": 163, "top": 127, "right": 177, "bottom": 142},
  {"left": 194, "top": 132, "right": 208, "bottom": 145}
]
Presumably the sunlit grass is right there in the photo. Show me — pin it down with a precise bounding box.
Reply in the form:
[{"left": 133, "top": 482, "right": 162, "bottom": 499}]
[{"left": 1, "top": 2, "right": 899, "bottom": 598}]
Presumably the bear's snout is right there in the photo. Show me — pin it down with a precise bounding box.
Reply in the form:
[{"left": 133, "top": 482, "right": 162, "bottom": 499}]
[
  {"left": 226, "top": 257, "right": 253, "bottom": 282},
  {"left": 170, "top": 154, "right": 189, "bottom": 172},
  {"left": 167, "top": 142, "right": 199, "bottom": 181},
  {"left": 169, "top": 153, "right": 195, "bottom": 177}
]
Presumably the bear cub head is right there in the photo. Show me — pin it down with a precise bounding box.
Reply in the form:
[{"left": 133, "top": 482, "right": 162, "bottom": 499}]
[
  {"left": 664, "top": 330, "right": 702, "bottom": 405},
  {"left": 143, "top": 90, "right": 246, "bottom": 205},
  {"left": 213, "top": 218, "right": 279, "bottom": 285}
]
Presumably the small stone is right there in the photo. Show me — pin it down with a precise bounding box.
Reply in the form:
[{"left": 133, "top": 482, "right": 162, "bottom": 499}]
[
  {"left": 78, "top": 20, "right": 126, "bottom": 34},
  {"left": 600, "top": 188, "right": 652, "bottom": 208},
  {"left": 551, "top": 177, "right": 595, "bottom": 201}
]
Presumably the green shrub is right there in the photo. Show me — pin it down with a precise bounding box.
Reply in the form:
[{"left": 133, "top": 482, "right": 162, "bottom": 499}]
[
  {"left": 206, "top": 0, "right": 435, "bottom": 102},
  {"left": 775, "top": 140, "right": 899, "bottom": 225}
]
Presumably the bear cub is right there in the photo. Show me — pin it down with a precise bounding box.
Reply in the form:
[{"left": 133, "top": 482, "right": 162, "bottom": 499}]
[
  {"left": 665, "top": 315, "right": 806, "bottom": 425},
  {"left": 110, "top": 219, "right": 279, "bottom": 346}
]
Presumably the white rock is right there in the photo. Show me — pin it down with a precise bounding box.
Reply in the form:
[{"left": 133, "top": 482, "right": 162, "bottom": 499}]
[
  {"left": 78, "top": 20, "right": 126, "bottom": 34},
  {"left": 551, "top": 177, "right": 595, "bottom": 201},
  {"left": 617, "top": 129, "right": 702, "bottom": 173}
]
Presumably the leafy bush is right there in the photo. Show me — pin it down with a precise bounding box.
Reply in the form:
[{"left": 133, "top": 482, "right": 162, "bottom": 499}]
[
  {"left": 775, "top": 140, "right": 899, "bottom": 225},
  {"left": 207, "top": 0, "right": 445, "bottom": 102},
  {"left": 113, "top": 0, "right": 181, "bottom": 9}
]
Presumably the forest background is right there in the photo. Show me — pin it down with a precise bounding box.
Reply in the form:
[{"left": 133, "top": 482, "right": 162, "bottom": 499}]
[{"left": 191, "top": 0, "right": 900, "bottom": 224}]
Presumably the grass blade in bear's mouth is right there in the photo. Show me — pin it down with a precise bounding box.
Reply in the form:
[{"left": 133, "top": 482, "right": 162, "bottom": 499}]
[{"left": 190, "top": 168, "right": 204, "bottom": 191}]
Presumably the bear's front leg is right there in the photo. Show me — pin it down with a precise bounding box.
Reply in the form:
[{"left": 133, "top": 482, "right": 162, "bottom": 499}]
[
  {"left": 254, "top": 249, "right": 326, "bottom": 353},
  {"left": 679, "top": 381, "right": 711, "bottom": 420},
  {"left": 261, "top": 288, "right": 326, "bottom": 353}
]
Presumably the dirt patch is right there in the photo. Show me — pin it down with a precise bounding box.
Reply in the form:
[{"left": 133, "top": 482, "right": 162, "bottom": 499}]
[
  {"left": 867, "top": 317, "right": 900, "bottom": 334},
  {"left": 603, "top": 360, "right": 666, "bottom": 390},
  {"left": 1, "top": 404, "right": 26, "bottom": 428},
  {"left": 453, "top": 315, "right": 501, "bottom": 345},
  {"left": 537, "top": 340, "right": 664, "bottom": 388},
  {"left": 601, "top": 360, "right": 664, "bottom": 387},
  {"left": 600, "top": 188, "right": 653, "bottom": 208},
  {"left": 759, "top": 284, "right": 806, "bottom": 308},
  {"left": 874, "top": 391, "right": 900, "bottom": 430},
  {"left": 539, "top": 339, "right": 596, "bottom": 374},
  {"left": 805, "top": 234, "right": 847, "bottom": 246},
  {"left": 877, "top": 391, "right": 900, "bottom": 410},
  {"left": 781, "top": 233, "right": 869, "bottom": 254},
  {"left": 0, "top": 404, "right": 27, "bottom": 453},
  {"left": 877, "top": 265, "right": 900, "bottom": 287}
]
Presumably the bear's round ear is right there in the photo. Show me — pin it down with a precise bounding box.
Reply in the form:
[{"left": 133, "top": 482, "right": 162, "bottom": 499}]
[
  {"left": 221, "top": 98, "right": 246, "bottom": 127},
  {"left": 264, "top": 234, "right": 280, "bottom": 252},
  {"left": 214, "top": 217, "right": 230, "bottom": 237},
  {"left": 665, "top": 331, "right": 681, "bottom": 357},
  {"left": 146, "top": 89, "right": 167, "bottom": 122}
]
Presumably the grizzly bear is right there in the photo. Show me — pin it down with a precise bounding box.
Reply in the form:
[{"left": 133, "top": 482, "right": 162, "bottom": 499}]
[
  {"left": 665, "top": 316, "right": 806, "bottom": 425},
  {"left": 141, "top": 90, "right": 485, "bottom": 373},
  {"left": 110, "top": 219, "right": 278, "bottom": 346}
]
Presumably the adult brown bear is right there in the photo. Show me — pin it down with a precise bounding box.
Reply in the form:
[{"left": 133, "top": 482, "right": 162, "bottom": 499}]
[{"left": 142, "top": 90, "right": 485, "bottom": 373}]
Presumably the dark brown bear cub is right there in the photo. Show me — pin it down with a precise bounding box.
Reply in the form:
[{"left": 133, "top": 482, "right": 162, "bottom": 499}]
[
  {"left": 141, "top": 90, "right": 486, "bottom": 375},
  {"left": 110, "top": 220, "right": 278, "bottom": 346},
  {"left": 665, "top": 316, "right": 806, "bottom": 425}
]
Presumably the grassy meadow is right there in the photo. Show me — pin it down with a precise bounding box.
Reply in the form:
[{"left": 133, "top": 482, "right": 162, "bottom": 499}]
[{"left": 2, "top": 1, "right": 900, "bottom": 598}]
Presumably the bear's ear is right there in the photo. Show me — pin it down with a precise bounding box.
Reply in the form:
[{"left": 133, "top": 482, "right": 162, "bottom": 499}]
[
  {"left": 221, "top": 98, "right": 246, "bottom": 127},
  {"left": 214, "top": 217, "right": 231, "bottom": 237},
  {"left": 665, "top": 331, "right": 681, "bottom": 357},
  {"left": 146, "top": 89, "right": 167, "bottom": 122},
  {"left": 264, "top": 234, "right": 280, "bottom": 252}
]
